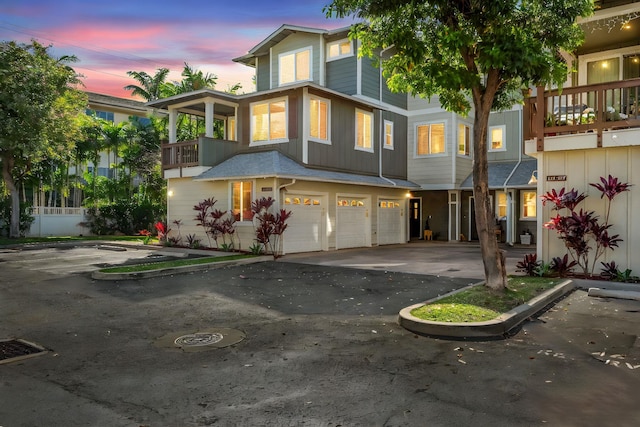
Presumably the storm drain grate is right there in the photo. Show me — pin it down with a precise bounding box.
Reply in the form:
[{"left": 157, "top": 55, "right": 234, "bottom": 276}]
[{"left": 0, "top": 339, "right": 48, "bottom": 365}]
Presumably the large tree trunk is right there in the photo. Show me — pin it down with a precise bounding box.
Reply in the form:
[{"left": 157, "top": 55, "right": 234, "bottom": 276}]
[
  {"left": 1, "top": 154, "right": 20, "bottom": 238},
  {"left": 471, "top": 78, "right": 507, "bottom": 291}
]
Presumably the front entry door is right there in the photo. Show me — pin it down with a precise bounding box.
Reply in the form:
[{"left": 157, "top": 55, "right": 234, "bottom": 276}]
[{"left": 409, "top": 198, "right": 421, "bottom": 239}]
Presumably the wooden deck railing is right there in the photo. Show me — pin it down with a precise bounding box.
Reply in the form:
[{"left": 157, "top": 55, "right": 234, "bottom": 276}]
[
  {"left": 161, "top": 139, "right": 199, "bottom": 170},
  {"left": 524, "top": 78, "right": 640, "bottom": 150}
]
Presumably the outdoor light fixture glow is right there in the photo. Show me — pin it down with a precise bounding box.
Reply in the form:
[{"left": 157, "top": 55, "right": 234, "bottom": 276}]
[
  {"left": 167, "top": 190, "right": 174, "bottom": 197},
  {"left": 528, "top": 170, "right": 538, "bottom": 185}
]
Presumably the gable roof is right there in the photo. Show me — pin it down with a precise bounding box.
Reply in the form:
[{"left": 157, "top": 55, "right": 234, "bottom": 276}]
[
  {"left": 460, "top": 159, "right": 537, "bottom": 189},
  {"left": 194, "top": 150, "right": 419, "bottom": 189}
]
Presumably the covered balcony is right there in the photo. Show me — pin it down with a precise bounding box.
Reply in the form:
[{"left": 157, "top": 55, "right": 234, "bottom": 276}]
[{"left": 523, "top": 78, "right": 640, "bottom": 153}]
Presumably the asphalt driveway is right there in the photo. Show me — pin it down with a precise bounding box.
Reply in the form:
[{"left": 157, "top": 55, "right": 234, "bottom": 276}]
[{"left": 1, "top": 242, "right": 639, "bottom": 426}]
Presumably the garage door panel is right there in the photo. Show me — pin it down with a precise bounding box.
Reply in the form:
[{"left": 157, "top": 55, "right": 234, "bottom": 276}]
[
  {"left": 283, "top": 195, "right": 324, "bottom": 254},
  {"left": 378, "top": 200, "right": 404, "bottom": 245}
]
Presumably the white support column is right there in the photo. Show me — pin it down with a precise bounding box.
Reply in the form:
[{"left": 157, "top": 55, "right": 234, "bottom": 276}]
[
  {"left": 169, "top": 108, "right": 177, "bottom": 143},
  {"left": 205, "top": 101, "right": 214, "bottom": 138}
]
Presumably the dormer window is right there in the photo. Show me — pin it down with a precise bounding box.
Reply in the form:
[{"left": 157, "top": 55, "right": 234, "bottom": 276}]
[
  {"left": 327, "top": 39, "right": 353, "bottom": 61},
  {"left": 279, "top": 47, "right": 311, "bottom": 86}
]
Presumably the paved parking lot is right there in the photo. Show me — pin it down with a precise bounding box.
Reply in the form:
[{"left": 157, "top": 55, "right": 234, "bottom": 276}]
[{"left": 1, "top": 242, "right": 639, "bottom": 426}]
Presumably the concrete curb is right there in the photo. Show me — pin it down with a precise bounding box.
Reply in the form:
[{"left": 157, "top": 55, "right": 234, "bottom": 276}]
[
  {"left": 398, "top": 279, "right": 575, "bottom": 339},
  {"left": 91, "top": 255, "right": 272, "bottom": 281}
]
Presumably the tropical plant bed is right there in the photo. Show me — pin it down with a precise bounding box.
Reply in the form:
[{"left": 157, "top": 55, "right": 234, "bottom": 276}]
[{"left": 398, "top": 277, "right": 574, "bottom": 339}]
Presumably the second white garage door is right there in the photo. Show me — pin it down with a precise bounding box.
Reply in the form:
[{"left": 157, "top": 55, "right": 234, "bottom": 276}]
[
  {"left": 377, "top": 199, "right": 405, "bottom": 245},
  {"left": 336, "top": 196, "right": 370, "bottom": 249}
]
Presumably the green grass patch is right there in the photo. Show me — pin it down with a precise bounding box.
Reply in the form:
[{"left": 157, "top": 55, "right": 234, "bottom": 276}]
[
  {"left": 99, "top": 254, "right": 255, "bottom": 273},
  {"left": 0, "top": 235, "right": 157, "bottom": 246},
  {"left": 410, "top": 276, "right": 563, "bottom": 323}
]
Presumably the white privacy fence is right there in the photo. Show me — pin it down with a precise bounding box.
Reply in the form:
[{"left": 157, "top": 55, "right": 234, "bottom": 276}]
[{"left": 28, "top": 207, "right": 91, "bottom": 237}]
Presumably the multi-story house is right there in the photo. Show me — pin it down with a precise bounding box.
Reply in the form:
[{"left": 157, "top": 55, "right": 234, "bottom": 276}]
[
  {"left": 150, "top": 25, "right": 417, "bottom": 253},
  {"left": 524, "top": 0, "right": 640, "bottom": 273}
]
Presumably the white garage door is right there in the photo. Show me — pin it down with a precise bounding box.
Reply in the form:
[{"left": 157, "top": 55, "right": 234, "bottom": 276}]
[
  {"left": 282, "top": 195, "right": 324, "bottom": 254},
  {"left": 378, "top": 199, "right": 404, "bottom": 245},
  {"left": 336, "top": 197, "right": 369, "bottom": 249}
]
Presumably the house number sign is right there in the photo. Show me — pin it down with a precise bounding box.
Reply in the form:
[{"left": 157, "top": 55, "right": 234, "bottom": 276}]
[
  {"left": 261, "top": 187, "right": 273, "bottom": 192},
  {"left": 546, "top": 175, "right": 567, "bottom": 182}
]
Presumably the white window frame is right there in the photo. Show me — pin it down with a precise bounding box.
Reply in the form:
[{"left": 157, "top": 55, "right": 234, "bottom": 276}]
[
  {"left": 355, "top": 108, "right": 374, "bottom": 153},
  {"left": 520, "top": 190, "right": 537, "bottom": 220},
  {"left": 249, "top": 97, "right": 288, "bottom": 146},
  {"left": 227, "top": 117, "right": 236, "bottom": 141},
  {"left": 309, "top": 95, "right": 331, "bottom": 144},
  {"left": 457, "top": 123, "right": 471, "bottom": 156},
  {"left": 415, "top": 121, "right": 446, "bottom": 157},
  {"left": 488, "top": 124, "right": 506, "bottom": 152},
  {"left": 230, "top": 180, "right": 254, "bottom": 222},
  {"left": 278, "top": 46, "right": 312, "bottom": 86},
  {"left": 384, "top": 120, "right": 394, "bottom": 150},
  {"left": 327, "top": 38, "right": 353, "bottom": 61}
]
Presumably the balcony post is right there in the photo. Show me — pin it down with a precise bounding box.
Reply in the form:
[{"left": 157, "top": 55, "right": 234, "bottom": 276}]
[
  {"left": 535, "top": 86, "right": 545, "bottom": 151},
  {"left": 169, "top": 108, "right": 178, "bottom": 143},
  {"left": 205, "top": 101, "right": 215, "bottom": 138}
]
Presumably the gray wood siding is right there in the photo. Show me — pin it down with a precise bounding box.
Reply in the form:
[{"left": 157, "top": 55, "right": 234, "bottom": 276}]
[
  {"left": 382, "top": 83, "right": 408, "bottom": 109},
  {"left": 326, "top": 56, "right": 357, "bottom": 95},
  {"left": 270, "top": 33, "right": 321, "bottom": 88},
  {"left": 307, "top": 99, "right": 378, "bottom": 175},
  {"left": 381, "top": 111, "right": 408, "bottom": 179},
  {"left": 488, "top": 109, "right": 522, "bottom": 162},
  {"left": 361, "top": 57, "right": 380, "bottom": 100},
  {"left": 256, "top": 56, "right": 270, "bottom": 91}
]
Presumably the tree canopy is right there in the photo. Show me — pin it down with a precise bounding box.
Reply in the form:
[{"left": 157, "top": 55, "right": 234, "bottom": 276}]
[
  {"left": 0, "top": 40, "right": 86, "bottom": 237},
  {"left": 326, "top": 0, "right": 593, "bottom": 289}
]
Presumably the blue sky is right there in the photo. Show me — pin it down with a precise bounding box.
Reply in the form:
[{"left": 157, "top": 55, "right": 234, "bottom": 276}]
[{"left": 0, "top": 0, "right": 354, "bottom": 98}]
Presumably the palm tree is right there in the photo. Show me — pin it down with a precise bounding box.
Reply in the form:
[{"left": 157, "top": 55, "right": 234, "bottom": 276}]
[{"left": 124, "top": 68, "right": 170, "bottom": 101}]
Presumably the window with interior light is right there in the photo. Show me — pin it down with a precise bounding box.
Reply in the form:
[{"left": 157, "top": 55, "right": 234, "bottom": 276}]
[
  {"left": 416, "top": 122, "right": 445, "bottom": 156},
  {"left": 309, "top": 96, "right": 330, "bottom": 143},
  {"left": 521, "top": 191, "right": 537, "bottom": 219},
  {"left": 489, "top": 125, "right": 506, "bottom": 151},
  {"left": 327, "top": 39, "right": 352, "bottom": 60},
  {"left": 496, "top": 191, "right": 507, "bottom": 218},
  {"left": 355, "top": 109, "right": 373, "bottom": 152},
  {"left": 232, "top": 181, "right": 253, "bottom": 221},
  {"left": 251, "top": 98, "right": 287, "bottom": 145},
  {"left": 227, "top": 117, "right": 236, "bottom": 141},
  {"left": 384, "top": 120, "right": 394, "bottom": 150},
  {"left": 279, "top": 47, "right": 311, "bottom": 86},
  {"left": 458, "top": 123, "right": 470, "bottom": 156}
]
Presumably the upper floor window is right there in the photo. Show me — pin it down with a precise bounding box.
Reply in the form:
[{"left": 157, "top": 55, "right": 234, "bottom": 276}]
[
  {"left": 309, "top": 96, "right": 330, "bottom": 143},
  {"left": 416, "top": 122, "right": 445, "bottom": 156},
  {"left": 232, "top": 181, "right": 253, "bottom": 221},
  {"left": 251, "top": 98, "right": 287, "bottom": 145},
  {"left": 355, "top": 109, "right": 373, "bottom": 152},
  {"left": 521, "top": 191, "right": 537, "bottom": 219},
  {"left": 279, "top": 47, "right": 311, "bottom": 86},
  {"left": 227, "top": 117, "right": 236, "bottom": 141},
  {"left": 384, "top": 120, "right": 394, "bottom": 150},
  {"left": 327, "top": 39, "right": 353, "bottom": 61},
  {"left": 458, "top": 123, "right": 470, "bottom": 156},
  {"left": 86, "top": 109, "right": 114, "bottom": 122},
  {"left": 489, "top": 125, "right": 506, "bottom": 151}
]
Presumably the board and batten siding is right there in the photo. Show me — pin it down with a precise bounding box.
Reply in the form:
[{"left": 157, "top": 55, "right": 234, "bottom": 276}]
[
  {"left": 540, "top": 146, "right": 639, "bottom": 274},
  {"left": 326, "top": 56, "right": 357, "bottom": 95},
  {"left": 270, "top": 33, "right": 322, "bottom": 89}
]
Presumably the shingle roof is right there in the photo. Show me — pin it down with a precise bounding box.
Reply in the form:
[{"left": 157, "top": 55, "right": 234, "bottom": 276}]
[
  {"left": 194, "top": 151, "right": 420, "bottom": 189},
  {"left": 460, "top": 159, "right": 537, "bottom": 189}
]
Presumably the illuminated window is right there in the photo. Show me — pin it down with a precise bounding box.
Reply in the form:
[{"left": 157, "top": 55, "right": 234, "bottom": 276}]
[
  {"left": 458, "top": 123, "right": 470, "bottom": 156},
  {"left": 496, "top": 191, "right": 507, "bottom": 218},
  {"left": 309, "top": 96, "right": 330, "bottom": 142},
  {"left": 232, "top": 181, "right": 253, "bottom": 221},
  {"left": 384, "top": 120, "right": 394, "bottom": 150},
  {"left": 279, "top": 47, "right": 311, "bottom": 86},
  {"left": 251, "top": 98, "right": 287, "bottom": 144},
  {"left": 228, "top": 117, "right": 236, "bottom": 141},
  {"left": 489, "top": 125, "right": 505, "bottom": 151},
  {"left": 355, "top": 109, "right": 373, "bottom": 152},
  {"left": 521, "top": 191, "right": 537, "bottom": 219},
  {"left": 416, "top": 122, "right": 445, "bottom": 155},
  {"left": 327, "top": 39, "right": 352, "bottom": 60}
]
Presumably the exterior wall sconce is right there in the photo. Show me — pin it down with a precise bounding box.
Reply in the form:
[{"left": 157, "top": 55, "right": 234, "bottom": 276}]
[{"left": 528, "top": 170, "right": 538, "bottom": 185}]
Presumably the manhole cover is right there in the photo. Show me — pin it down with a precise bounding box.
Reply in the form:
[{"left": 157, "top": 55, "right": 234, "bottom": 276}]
[
  {"left": 0, "top": 339, "right": 48, "bottom": 365},
  {"left": 175, "top": 332, "right": 224, "bottom": 347},
  {"left": 156, "top": 328, "right": 245, "bottom": 352}
]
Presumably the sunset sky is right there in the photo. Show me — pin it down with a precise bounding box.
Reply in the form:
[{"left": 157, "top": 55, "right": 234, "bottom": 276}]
[{"left": 0, "top": 0, "right": 354, "bottom": 99}]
